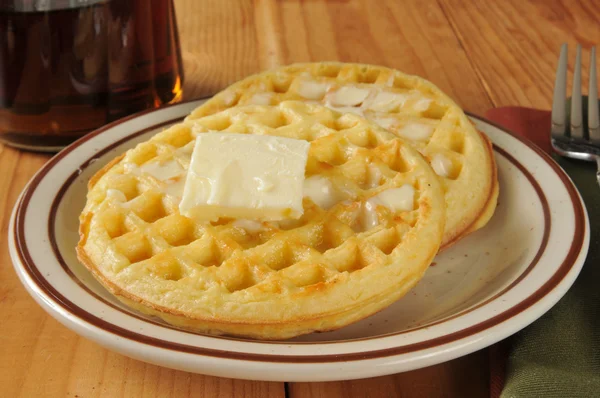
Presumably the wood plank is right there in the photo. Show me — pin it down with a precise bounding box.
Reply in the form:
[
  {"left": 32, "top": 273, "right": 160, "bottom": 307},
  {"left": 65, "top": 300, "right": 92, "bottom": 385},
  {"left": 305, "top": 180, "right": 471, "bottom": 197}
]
[
  {"left": 0, "top": 148, "right": 51, "bottom": 397},
  {"left": 175, "top": 0, "right": 262, "bottom": 99},
  {"left": 438, "top": 0, "right": 600, "bottom": 109},
  {"left": 255, "top": 0, "right": 494, "bottom": 114},
  {"left": 288, "top": 352, "right": 489, "bottom": 398}
]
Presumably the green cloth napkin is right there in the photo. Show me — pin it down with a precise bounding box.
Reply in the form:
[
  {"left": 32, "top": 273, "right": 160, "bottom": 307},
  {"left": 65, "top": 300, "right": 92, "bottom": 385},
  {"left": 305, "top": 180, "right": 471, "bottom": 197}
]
[
  {"left": 501, "top": 156, "right": 600, "bottom": 397},
  {"left": 486, "top": 106, "right": 600, "bottom": 397}
]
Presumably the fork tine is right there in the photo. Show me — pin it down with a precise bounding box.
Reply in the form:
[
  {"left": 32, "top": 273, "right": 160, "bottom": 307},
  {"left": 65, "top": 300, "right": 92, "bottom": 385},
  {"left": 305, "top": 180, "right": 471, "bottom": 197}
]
[
  {"left": 552, "top": 44, "right": 568, "bottom": 139},
  {"left": 589, "top": 46, "right": 600, "bottom": 144},
  {"left": 571, "top": 44, "right": 584, "bottom": 140}
]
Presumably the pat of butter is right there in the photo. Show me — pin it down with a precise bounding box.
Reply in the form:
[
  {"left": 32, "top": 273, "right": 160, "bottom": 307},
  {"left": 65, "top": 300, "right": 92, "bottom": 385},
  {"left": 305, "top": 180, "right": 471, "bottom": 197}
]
[
  {"left": 106, "top": 188, "right": 127, "bottom": 202},
  {"left": 360, "top": 200, "right": 380, "bottom": 231},
  {"left": 358, "top": 185, "right": 415, "bottom": 231},
  {"left": 221, "top": 90, "right": 237, "bottom": 106},
  {"left": 179, "top": 133, "right": 310, "bottom": 221},
  {"left": 366, "top": 164, "right": 382, "bottom": 189},
  {"left": 232, "top": 219, "right": 265, "bottom": 233},
  {"left": 141, "top": 160, "right": 184, "bottom": 181},
  {"left": 326, "top": 86, "right": 370, "bottom": 106},
  {"left": 373, "top": 117, "right": 396, "bottom": 130},
  {"left": 249, "top": 93, "right": 273, "bottom": 105},
  {"left": 430, "top": 153, "right": 453, "bottom": 178},
  {"left": 413, "top": 97, "right": 432, "bottom": 111},
  {"left": 297, "top": 80, "right": 330, "bottom": 100},
  {"left": 374, "top": 185, "right": 415, "bottom": 212},
  {"left": 324, "top": 104, "right": 366, "bottom": 118},
  {"left": 363, "top": 91, "right": 408, "bottom": 112},
  {"left": 396, "top": 123, "right": 433, "bottom": 141},
  {"left": 303, "top": 175, "right": 344, "bottom": 209}
]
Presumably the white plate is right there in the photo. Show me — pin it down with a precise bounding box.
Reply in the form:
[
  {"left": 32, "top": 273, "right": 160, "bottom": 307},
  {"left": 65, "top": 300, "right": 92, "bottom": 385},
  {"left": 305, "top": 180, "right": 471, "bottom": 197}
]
[{"left": 10, "top": 99, "right": 589, "bottom": 382}]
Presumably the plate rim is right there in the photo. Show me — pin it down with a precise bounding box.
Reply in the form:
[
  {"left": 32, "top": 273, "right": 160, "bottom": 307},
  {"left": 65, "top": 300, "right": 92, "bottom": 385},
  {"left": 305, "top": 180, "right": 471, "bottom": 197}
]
[{"left": 9, "top": 99, "right": 589, "bottom": 366}]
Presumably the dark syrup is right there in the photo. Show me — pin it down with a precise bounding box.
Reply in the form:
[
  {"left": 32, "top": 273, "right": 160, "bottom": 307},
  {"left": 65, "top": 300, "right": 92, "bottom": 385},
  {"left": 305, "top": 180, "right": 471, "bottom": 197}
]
[{"left": 0, "top": 0, "right": 184, "bottom": 150}]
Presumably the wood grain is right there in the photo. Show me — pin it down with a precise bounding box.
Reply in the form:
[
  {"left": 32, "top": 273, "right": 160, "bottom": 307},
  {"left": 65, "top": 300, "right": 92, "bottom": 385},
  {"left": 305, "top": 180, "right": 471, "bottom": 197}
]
[
  {"left": 288, "top": 352, "right": 488, "bottom": 398},
  {"left": 438, "top": 0, "right": 600, "bottom": 109},
  {"left": 1, "top": 0, "right": 594, "bottom": 396},
  {"left": 176, "top": 0, "right": 262, "bottom": 99},
  {"left": 252, "top": 0, "right": 494, "bottom": 114}
]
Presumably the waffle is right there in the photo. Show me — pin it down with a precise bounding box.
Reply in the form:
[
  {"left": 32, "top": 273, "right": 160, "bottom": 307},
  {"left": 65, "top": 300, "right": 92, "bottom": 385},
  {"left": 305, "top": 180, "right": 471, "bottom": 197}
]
[
  {"left": 77, "top": 101, "right": 445, "bottom": 339},
  {"left": 187, "top": 63, "right": 498, "bottom": 248}
]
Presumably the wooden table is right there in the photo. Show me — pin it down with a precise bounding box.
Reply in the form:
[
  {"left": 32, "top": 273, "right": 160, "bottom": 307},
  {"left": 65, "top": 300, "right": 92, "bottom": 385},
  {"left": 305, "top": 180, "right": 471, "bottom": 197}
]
[{"left": 1, "top": 0, "right": 598, "bottom": 396}]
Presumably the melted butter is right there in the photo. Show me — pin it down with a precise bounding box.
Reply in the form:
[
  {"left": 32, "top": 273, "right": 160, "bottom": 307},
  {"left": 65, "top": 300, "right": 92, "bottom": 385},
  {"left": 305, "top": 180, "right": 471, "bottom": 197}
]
[
  {"left": 373, "top": 117, "right": 396, "bottom": 130},
  {"left": 221, "top": 90, "right": 237, "bottom": 106},
  {"left": 362, "top": 91, "right": 408, "bottom": 112},
  {"left": 297, "top": 80, "right": 330, "bottom": 100},
  {"left": 360, "top": 199, "right": 380, "bottom": 231},
  {"left": 324, "top": 103, "right": 365, "bottom": 118},
  {"left": 326, "top": 86, "right": 370, "bottom": 107},
  {"left": 303, "top": 176, "right": 344, "bottom": 209},
  {"left": 343, "top": 141, "right": 362, "bottom": 157},
  {"left": 413, "top": 97, "right": 432, "bottom": 111},
  {"left": 232, "top": 219, "right": 265, "bottom": 233},
  {"left": 374, "top": 185, "right": 415, "bottom": 212},
  {"left": 396, "top": 123, "right": 433, "bottom": 141},
  {"left": 163, "top": 178, "right": 186, "bottom": 199},
  {"left": 122, "top": 159, "right": 187, "bottom": 201},
  {"left": 249, "top": 93, "right": 273, "bottom": 105},
  {"left": 123, "top": 162, "right": 140, "bottom": 175},
  {"left": 430, "top": 153, "right": 453, "bottom": 178},
  {"left": 141, "top": 160, "right": 184, "bottom": 181},
  {"left": 106, "top": 189, "right": 127, "bottom": 202},
  {"left": 358, "top": 184, "right": 415, "bottom": 231},
  {"left": 385, "top": 74, "right": 394, "bottom": 87},
  {"left": 366, "top": 165, "right": 382, "bottom": 189}
]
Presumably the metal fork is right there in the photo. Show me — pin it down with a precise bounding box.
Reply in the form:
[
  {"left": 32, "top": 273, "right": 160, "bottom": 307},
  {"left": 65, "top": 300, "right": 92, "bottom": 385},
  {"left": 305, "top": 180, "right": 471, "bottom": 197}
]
[{"left": 551, "top": 43, "right": 600, "bottom": 186}]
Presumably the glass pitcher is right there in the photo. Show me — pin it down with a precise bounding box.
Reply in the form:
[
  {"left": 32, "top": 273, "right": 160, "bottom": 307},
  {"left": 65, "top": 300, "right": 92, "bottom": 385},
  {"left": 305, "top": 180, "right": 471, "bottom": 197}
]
[{"left": 0, "top": 0, "right": 184, "bottom": 151}]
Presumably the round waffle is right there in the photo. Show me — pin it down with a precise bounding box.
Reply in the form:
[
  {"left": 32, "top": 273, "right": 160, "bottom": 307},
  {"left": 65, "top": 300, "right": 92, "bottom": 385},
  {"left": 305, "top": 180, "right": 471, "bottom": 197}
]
[
  {"left": 187, "top": 63, "right": 498, "bottom": 248},
  {"left": 77, "top": 102, "right": 445, "bottom": 339}
]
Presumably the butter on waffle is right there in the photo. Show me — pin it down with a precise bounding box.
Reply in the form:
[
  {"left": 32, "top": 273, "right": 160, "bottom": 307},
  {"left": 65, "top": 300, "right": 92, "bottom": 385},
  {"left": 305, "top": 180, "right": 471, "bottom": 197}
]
[
  {"left": 77, "top": 101, "right": 445, "bottom": 340},
  {"left": 187, "top": 63, "right": 498, "bottom": 248}
]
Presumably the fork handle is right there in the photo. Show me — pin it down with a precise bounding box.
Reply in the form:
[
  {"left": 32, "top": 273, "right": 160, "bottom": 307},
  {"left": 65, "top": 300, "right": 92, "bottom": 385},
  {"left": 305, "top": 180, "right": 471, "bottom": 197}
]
[{"left": 597, "top": 157, "right": 600, "bottom": 188}]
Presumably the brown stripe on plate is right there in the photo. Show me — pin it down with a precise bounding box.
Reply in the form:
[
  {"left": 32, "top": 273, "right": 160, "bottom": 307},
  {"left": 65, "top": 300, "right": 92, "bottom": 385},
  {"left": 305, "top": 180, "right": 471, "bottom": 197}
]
[{"left": 12, "top": 104, "right": 587, "bottom": 363}]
